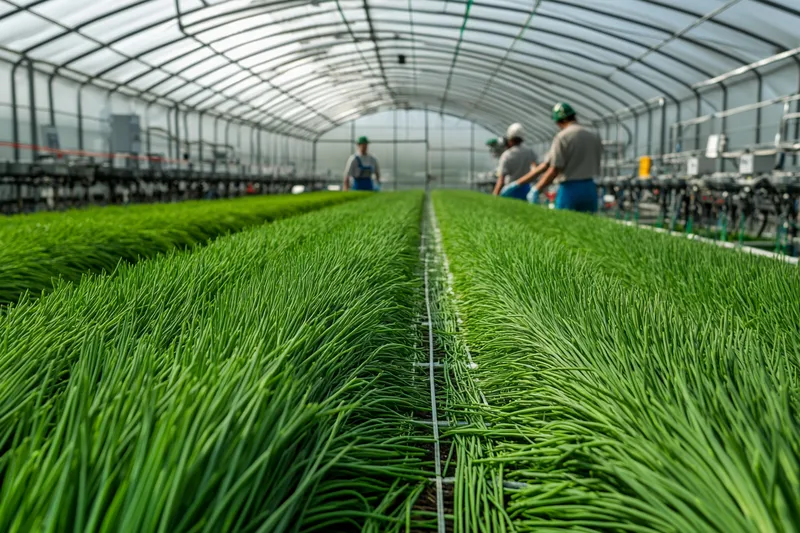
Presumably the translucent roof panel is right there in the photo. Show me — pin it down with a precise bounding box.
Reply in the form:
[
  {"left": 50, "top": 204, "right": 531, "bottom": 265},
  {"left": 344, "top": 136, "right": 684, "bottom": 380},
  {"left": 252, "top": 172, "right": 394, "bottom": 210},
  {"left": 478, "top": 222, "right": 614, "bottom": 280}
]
[{"left": 1, "top": 0, "right": 798, "bottom": 140}]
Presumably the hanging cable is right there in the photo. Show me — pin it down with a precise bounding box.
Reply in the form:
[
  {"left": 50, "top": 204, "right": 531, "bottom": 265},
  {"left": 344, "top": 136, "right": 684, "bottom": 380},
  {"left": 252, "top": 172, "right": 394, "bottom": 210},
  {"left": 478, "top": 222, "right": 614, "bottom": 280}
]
[
  {"left": 407, "top": 0, "right": 418, "bottom": 91},
  {"left": 465, "top": 0, "right": 543, "bottom": 122},
  {"left": 439, "top": 0, "right": 473, "bottom": 111},
  {"left": 333, "top": 0, "right": 392, "bottom": 104}
]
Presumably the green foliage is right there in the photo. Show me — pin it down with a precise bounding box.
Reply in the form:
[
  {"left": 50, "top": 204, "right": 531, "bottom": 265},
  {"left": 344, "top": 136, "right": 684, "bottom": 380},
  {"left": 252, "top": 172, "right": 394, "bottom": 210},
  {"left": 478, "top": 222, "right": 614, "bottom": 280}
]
[
  {"left": 0, "top": 192, "right": 365, "bottom": 305},
  {"left": 0, "top": 192, "right": 428, "bottom": 532},
  {"left": 434, "top": 191, "right": 800, "bottom": 532}
]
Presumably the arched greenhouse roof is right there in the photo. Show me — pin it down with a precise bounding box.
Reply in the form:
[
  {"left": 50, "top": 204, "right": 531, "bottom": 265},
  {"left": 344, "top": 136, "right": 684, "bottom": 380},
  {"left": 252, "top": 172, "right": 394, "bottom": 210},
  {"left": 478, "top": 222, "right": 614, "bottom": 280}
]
[{"left": 2, "top": 0, "right": 798, "bottom": 140}]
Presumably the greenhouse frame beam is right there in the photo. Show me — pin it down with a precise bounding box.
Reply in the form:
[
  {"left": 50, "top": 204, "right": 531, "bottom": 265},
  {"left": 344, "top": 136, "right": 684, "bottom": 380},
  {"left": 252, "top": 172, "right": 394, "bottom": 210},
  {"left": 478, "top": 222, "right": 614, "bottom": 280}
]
[
  {"left": 2, "top": 0, "right": 798, "bottom": 139},
  {"left": 14, "top": 1, "right": 708, "bottom": 103},
  {"left": 18, "top": 6, "right": 692, "bottom": 137},
  {"left": 150, "top": 26, "right": 666, "bottom": 133},
  {"left": 151, "top": 16, "right": 695, "bottom": 131},
  {"left": 178, "top": 1, "right": 741, "bottom": 82},
  {"left": 116, "top": 22, "right": 667, "bottom": 114},
  {"left": 331, "top": 0, "right": 393, "bottom": 104},
  {"left": 263, "top": 61, "right": 620, "bottom": 138},
  {"left": 361, "top": 0, "right": 395, "bottom": 106},
  {"left": 216, "top": 42, "right": 647, "bottom": 137},
  {"left": 232, "top": 34, "right": 669, "bottom": 117},
  {"left": 171, "top": 0, "right": 337, "bottom": 129},
  {"left": 278, "top": 77, "right": 553, "bottom": 141}
]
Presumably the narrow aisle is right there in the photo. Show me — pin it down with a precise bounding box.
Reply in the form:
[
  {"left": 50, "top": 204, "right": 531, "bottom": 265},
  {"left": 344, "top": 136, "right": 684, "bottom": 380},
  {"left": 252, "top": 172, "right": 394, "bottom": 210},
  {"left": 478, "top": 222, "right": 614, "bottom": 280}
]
[
  {"left": 410, "top": 193, "right": 452, "bottom": 532},
  {"left": 415, "top": 194, "right": 513, "bottom": 533}
]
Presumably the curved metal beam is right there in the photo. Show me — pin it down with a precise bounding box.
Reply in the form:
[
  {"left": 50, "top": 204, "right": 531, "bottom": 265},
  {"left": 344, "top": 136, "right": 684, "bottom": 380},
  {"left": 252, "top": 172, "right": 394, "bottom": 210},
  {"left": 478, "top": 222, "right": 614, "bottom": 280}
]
[
  {"left": 210, "top": 43, "right": 644, "bottom": 135},
  {"left": 6, "top": 0, "right": 796, "bottom": 140},
  {"left": 43, "top": 1, "right": 703, "bottom": 102},
  {"left": 258, "top": 57, "right": 617, "bottom": 127},
  {"left": 272, "top": 74, "right": 557, "bottom": 140}
]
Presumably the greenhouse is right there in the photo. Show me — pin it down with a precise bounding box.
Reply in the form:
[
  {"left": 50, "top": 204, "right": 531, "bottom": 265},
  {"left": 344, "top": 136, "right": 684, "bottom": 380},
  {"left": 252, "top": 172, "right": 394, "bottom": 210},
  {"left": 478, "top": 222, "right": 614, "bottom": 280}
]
[{"left": 0, "top": 1, "right": 799, "bottom": 532}]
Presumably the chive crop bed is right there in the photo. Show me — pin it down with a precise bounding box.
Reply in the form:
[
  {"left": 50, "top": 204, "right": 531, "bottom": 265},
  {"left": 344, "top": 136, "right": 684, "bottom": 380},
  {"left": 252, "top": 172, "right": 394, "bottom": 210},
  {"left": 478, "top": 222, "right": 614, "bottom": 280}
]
[
  {"left": 433, "top": 191, "right": 800, "bottom": 532},
  {"left": 0, "top": 192, "right": 430, "bottom": 532},
  {"left": 0, "top": 192, "right": 364, "bottom": 305},
  {"left": 3, "top": 189, "right": 799, "bottom": 532}
]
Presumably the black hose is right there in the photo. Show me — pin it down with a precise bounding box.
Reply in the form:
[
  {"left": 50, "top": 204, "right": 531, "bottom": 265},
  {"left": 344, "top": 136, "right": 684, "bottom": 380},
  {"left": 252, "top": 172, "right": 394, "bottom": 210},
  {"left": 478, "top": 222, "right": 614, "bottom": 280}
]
[{"left": 756, "top": 210, "right": 769, "bottom": 238}]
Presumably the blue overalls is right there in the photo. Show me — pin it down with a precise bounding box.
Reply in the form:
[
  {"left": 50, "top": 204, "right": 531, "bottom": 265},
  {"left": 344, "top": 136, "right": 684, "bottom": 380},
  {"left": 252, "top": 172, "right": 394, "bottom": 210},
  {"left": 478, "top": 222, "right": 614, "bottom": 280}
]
[
  {"left": 502, "top": 183, "right": 531, "bottom": 200},
  {"left": 554, "top": 179, "right": 598, "bottom": 213},
  {"left": 351, "top": 156, "right": 376, "bottom": 191}
]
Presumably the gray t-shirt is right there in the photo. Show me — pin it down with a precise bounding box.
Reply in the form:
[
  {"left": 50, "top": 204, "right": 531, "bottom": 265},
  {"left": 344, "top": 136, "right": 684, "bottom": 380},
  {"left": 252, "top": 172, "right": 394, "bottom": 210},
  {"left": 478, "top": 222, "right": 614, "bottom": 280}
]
[
  {"left": 545, "top": 123, "right": 604, "bottom": 183},
  {"left": 344, "top": 153, "right": 380, "bottom": 180},
  {"left": 496, "top": 145, "right": 538, "bottom": 185}
]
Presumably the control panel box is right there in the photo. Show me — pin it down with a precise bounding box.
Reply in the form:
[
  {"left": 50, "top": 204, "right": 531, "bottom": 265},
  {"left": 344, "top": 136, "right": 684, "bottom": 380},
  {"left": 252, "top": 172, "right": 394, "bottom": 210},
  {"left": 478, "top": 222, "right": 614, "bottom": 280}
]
[
  {"left": 738, "top": 153, "right": 774, "bottom": 175},
  {"left": 686, "top": 156, "right": 715, "bottom": 177},
  {"left": 109, "top": 114, "right": 141, "bottom": 155}
]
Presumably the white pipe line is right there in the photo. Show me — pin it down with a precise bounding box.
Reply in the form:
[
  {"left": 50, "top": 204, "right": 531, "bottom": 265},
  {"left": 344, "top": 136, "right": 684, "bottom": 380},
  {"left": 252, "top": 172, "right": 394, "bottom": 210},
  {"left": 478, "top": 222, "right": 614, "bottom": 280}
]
[
  {"left": 694, "top": 47, "right": 800, "bottom": 89},
  {"left": 616, "top": 220, "right": 799, "bottom": 264},
  {"left": 421, "top": 197, "right": 446, "bottom": 533}
]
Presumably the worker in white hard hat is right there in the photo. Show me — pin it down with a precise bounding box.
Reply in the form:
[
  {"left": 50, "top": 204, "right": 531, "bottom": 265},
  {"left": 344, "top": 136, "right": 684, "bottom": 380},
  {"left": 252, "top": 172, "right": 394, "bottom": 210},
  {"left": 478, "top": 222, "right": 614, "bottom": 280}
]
[
  {"left": 343, "top": 135, "right": 381, "bottom": 191},
  {"left": 493, "top": 123, "right": 538, "bottom": 201},
  {"left": 511, "top": 103, "right": 603, "bottom": 212}
]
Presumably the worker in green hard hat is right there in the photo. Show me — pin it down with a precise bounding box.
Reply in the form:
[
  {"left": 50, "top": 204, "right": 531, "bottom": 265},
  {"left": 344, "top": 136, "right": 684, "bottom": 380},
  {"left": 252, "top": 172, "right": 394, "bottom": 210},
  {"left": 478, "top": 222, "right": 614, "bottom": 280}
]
[
  {"left": 343, "top": 136, "right": 381, "bottom": 191},
  {"left": 486, "top": 137, "right": 507, "bottom": 159},
  {"left": 511, "top": 103, "right": 603, "bottom": 212}
]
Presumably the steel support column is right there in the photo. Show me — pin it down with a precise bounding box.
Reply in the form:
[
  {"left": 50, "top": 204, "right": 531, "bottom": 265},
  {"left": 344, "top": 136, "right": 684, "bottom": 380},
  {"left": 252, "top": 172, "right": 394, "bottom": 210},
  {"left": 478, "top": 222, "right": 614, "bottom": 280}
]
[
  {"left": 312, "top": 139, "right": 317, "bottom": 176},
  {"left": 393, "top": 109, "right": 398, "bottom": 191},
  {"left": 470, "top": 122, "right": 475, "bottom": 189}
]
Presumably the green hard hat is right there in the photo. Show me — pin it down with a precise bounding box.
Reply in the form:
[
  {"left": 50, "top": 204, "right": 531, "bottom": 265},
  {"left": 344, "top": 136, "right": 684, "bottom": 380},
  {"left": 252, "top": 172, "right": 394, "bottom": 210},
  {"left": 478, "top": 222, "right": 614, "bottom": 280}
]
[
  {"left": 551, "top": 102, "right": 576, "bottom": 122},
  {"left": 356, "top": 135, "right": 369, "bottom": 145},
  {"left": 486, "top": 138, "right": 498, "bottom": 146}
]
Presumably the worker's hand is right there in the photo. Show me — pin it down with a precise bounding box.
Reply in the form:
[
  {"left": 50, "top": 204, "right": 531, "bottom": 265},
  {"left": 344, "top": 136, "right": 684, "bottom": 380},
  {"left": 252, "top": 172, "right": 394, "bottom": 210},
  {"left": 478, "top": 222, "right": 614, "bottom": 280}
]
[
  {"left": 529, "top": 189, "right": 540, "bottom": 204},
  {"left": 374, "top": 182, "right": 381, "bottom": 192},
  {"left": 500, "top": 182, "right": 519, "bottom": 197}
]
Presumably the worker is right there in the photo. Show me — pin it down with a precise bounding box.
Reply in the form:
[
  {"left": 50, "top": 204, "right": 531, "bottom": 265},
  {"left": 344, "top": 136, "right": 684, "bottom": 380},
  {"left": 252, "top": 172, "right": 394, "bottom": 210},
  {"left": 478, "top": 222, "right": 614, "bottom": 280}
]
[
  {"left": 486, "top": 137, "right": 507, "bottom": 159},
  {"left": 509, "top": 103, "right": 603, "bottom": 212},
  {"left": 343, "top": 136, "right": 381, "bottom": 191},
  {"left": 493, "top": 124, "right": 538, "bottom": 200}
]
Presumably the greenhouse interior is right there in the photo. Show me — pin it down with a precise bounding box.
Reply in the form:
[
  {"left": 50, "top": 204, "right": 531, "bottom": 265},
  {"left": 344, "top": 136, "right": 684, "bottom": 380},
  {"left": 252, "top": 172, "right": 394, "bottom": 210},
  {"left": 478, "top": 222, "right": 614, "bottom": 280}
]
[{"left": 1, "top": 0, "right": 800, "bottom": 532}]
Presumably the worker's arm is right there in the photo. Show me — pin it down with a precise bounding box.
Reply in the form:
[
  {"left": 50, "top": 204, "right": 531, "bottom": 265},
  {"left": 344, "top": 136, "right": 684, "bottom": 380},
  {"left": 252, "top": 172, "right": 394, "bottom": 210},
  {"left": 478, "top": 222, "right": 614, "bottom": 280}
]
[
  {"left": 343, "top": 156, "right": 354, "bottom": 191},
  {"left": 492, "top": 173, "right": 504, "bottom": 195},
  {"left": 533, "top": 165, "right": 560, "bottom": 192},
  {"left": 514, "top": 161, "right": 549, "bottom": 186},
  {"left": 493, "top": 154, "right": 509, "bottom": 195},
  {"left": 374, "top": 159, "right": 381, "bottom": 183}
]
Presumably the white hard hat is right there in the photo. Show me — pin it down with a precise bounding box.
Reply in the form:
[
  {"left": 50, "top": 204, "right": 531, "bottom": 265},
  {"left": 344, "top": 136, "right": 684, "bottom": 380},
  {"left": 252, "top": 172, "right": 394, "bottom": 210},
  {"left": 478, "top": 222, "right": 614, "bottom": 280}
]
[{"left": 506, "top": 123, "right": 524, "bottom": 140}]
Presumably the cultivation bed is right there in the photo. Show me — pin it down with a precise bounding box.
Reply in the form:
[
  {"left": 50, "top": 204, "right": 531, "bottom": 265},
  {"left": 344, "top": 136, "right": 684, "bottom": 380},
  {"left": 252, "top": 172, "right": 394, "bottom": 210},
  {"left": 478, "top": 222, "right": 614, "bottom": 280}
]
[
  {"left": 0, "top": 193, "right": 433, "bottom": 532},
  {"left": 0, "top": 191, "right": 365, "bottom": 304},
  {"left": 431, "top": 190, "right": 800, "bottom": 532},
  {"left": 2, "top": 189, "right": 799, "bottom": 532}
]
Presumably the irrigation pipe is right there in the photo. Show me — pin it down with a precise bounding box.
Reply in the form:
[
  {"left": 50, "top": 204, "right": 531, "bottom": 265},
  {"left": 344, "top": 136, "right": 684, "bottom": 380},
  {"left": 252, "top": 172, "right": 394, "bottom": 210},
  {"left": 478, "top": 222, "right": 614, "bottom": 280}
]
[
  {"left": 429, "top": 197, "right": 535, "bottom": 499},
  {"left": 421, "top": 194, "right": 446, "bottom": 533},
  {"left": 616, "top": 219, "right": 799, "bottom": 264}
]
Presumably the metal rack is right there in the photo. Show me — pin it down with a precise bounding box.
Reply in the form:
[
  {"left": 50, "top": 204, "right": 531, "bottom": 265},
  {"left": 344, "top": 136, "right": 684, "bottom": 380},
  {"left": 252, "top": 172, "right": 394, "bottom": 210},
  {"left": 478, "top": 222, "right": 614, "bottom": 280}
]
[
  {"left": 592, "top": 83, "right": 800, "bottom": 257},
  {"left": 0, "top": 158, "right": 336, "bottom": 214}
]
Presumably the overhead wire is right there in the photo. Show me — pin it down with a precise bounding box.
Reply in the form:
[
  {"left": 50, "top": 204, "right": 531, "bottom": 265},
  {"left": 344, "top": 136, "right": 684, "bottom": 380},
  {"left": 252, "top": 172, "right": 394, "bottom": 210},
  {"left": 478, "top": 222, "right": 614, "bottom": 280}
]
[
  {"left": 439, "top": 0, "right": 473, "bottom": 111},
  {"left": 332, "top": 0, "right": 393, "bottom": 109},
  {"left": 362, "top": 0, "right": 397, "bottom": 106},
  {"left": 610, "top": 0, "right": 746, "bottom": 76},
  {"left": 465, "top": 0, "right": 544, "bottom": 123},
  {"left": 407, "top": 0, "right": 418, "bottom": 92}
]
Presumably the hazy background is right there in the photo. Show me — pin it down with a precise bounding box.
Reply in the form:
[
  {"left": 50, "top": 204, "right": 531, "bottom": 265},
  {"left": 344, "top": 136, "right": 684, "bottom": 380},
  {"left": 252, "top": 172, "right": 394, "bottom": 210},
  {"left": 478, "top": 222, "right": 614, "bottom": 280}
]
[{"left": 316, "top": 109, "right": 499, "bottom": 190}]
